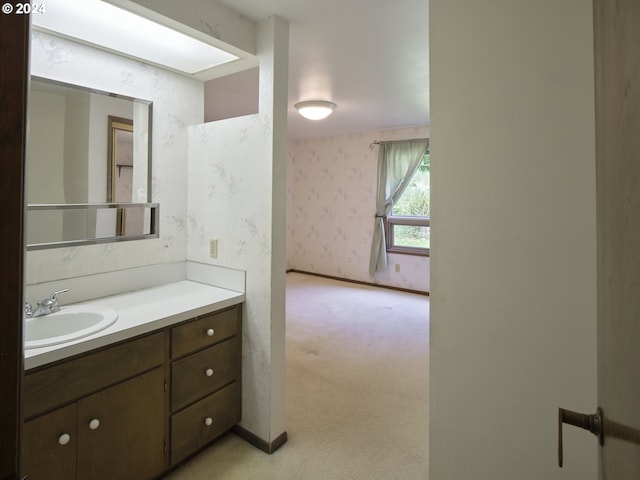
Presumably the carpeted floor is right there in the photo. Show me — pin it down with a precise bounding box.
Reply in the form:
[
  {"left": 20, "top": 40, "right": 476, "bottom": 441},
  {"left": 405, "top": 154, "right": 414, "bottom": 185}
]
[{"left": 165, "top": 272, "right": 429, "bottom": 479}]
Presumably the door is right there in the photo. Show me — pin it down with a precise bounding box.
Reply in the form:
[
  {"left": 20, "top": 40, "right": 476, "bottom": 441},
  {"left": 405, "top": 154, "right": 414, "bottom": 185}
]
[
  {"left": 0, "top": 10, "right": 28, "bottom": 480},
  {"left": 594, "top": 0, "right": 640, "bottom": 476}
]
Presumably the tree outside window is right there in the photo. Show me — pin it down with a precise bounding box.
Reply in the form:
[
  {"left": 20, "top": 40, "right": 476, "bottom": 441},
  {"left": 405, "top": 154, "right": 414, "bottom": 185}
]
[{"left": 386, "top": 153, "right": 430, "bottom": 255}]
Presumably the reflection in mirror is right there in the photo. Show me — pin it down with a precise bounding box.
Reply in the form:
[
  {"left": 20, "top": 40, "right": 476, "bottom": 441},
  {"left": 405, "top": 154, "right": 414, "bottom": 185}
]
[
  {"left": 107, "top": 116, "right": 138, "bottom": 235},
  {"left": 26, "top": 77, "right": 156, "bottom": 249},
  {"left": 27, "top": 77, "right": 152, "bottom": 204},
  {"left": 108, "top": 116, "right": 133, "bottom": 202},
  {"left": 26, "top": 203, "right": 159, "bottom": 250}
]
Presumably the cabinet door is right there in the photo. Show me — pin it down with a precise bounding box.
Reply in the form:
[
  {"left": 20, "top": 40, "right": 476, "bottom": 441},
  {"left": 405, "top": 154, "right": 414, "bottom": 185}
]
[
  {"left": 76, "top": 367, "right": 165, "bottom": 480},
  {"left": 22, "top": 403, "right": 77, "bottom": 480}
]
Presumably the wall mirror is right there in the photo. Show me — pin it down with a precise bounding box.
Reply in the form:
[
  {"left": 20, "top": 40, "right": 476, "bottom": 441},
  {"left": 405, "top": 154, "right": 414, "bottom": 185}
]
[{"left": 26, "top": 76, "right": 158, "bottom": 249}]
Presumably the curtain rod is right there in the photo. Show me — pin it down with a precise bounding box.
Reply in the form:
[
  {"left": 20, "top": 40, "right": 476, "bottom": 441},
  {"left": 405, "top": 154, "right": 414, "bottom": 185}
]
[{"left": 369, "top": 138, "right": 429, "bottom": 148}]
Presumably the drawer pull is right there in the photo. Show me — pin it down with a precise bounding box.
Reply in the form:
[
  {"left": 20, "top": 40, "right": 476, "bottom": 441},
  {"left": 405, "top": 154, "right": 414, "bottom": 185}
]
[
  {"left": 89, "top": 418, "right": 100, "bottom": 430},
  {"left": 205, "top": 368, "right": 214, "bottom": 377},
  {"left": 58, "top": 433, "right": 71, "bottom": 446},
  {"left": 204, "top": 417, "right": 213, "bottom": 427},
  {"left": 206, "top": 328, "right": 215, "bottom": 337}
]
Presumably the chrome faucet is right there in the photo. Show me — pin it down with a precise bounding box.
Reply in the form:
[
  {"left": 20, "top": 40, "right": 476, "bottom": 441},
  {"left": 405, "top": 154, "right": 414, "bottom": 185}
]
[{"left": 26, "top": 289, "right": 69, "bottom": 318}]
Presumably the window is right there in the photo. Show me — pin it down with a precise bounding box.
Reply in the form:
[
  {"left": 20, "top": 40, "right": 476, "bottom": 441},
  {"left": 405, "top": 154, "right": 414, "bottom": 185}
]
[{"left": 385, "top": 153, "right": 430, "bottom": 255}]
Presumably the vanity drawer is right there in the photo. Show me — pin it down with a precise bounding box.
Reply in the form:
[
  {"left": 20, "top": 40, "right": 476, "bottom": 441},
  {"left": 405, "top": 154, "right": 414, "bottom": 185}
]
[
  {"left": 23, "top": 332, "right": 164, "bottom": 418},
  {"left": 171, "top": 338, "right": 239, "bottom": 411},
  {"left": 171, "top": 306, "right": 240, "bottom": 359},
  {"left": 170, "top": 382, "right": 240, "bottom": 464}
]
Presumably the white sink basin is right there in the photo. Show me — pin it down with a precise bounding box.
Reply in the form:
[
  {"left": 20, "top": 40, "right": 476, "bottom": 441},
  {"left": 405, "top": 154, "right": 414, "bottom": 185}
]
[{"left": 25, "top": 306, "right": 118, "bottom": 350}]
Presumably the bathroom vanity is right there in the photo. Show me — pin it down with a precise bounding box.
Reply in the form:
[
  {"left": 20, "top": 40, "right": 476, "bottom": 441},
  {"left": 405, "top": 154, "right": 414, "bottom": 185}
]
[{"left": 21, "top": 279, "right": 244, "bottom": 480}]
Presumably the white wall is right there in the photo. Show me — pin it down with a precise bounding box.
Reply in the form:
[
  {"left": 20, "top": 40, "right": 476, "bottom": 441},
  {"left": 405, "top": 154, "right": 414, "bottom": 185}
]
[
  {"left": 288, "top": 126, "right": 430, "bottom": 292},
  {"left": 187, "top": 16, "right": 288, "bottom": 444},
  {"left": 429, "top": 1, "right": 597, "bottom": 479},
  {"left": 27, "top": 90, "right": 65, "bottom": 204},
  {"left": 62, "top": 91, "right": 89, "bottom": 203},
  {"left": 204, "top": 67, "right": 259, "bottom": 122}
]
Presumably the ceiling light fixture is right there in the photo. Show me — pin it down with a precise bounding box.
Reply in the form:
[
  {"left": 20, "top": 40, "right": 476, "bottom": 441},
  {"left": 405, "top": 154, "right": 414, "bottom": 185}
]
[
  {"left": 295, "top": 101, "right": 337, "bottom": 120},
  {"left": 31, "top": 0, "right": 238, "bottom": 75}
]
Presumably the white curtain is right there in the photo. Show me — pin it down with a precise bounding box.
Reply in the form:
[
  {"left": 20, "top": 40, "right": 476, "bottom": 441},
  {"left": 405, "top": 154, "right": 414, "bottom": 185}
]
[{"left": 369, "top": 138, "right": 429, "bottom": 274}]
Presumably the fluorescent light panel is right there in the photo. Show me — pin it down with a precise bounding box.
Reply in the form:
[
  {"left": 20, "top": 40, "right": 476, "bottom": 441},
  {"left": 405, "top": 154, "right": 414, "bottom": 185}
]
[{"left": 32, "top": 0, "right": 238, "bottom": 75}]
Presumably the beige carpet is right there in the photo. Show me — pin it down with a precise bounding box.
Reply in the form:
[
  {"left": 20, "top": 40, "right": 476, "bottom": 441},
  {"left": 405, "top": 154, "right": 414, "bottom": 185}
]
[{"left": 165, "top": 272, "right": 429, "bottom": 479}]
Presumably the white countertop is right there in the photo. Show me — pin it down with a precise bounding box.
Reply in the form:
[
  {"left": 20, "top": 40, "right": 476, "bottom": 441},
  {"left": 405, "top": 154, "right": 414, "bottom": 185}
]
[{"left": 25, "top": 280, "right": 245, "bottom": 370}]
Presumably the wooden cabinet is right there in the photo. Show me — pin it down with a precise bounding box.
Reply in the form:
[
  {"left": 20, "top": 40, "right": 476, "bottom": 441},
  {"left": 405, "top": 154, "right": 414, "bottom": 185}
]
[
  {"left": 21, "top": 305, "right": 242, "bottom": 480},
  {"left": 169, "top": 309, "right": 242, "bottom": 464},
  {"left": 23, "top": 368, "right": 165, "bottom": 480},
  {"left": 22, "top": 333, "right": 165, "bottom": 480},
  {"left": 22, "top": 403, "right": 77, "bottom": 479},
  {"left": 76, "top": 368, "right": 165, "bottom": 480},
  {"left": 23, "top": 333, "right": 164, "bottom": 418},
  {"left": 171, "top": 382, "right": 240, "bottom": 464}
]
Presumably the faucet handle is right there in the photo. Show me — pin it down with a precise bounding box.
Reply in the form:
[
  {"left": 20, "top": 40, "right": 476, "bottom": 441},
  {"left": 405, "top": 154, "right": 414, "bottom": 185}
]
[
  {"left": 25, "top": 301, "right": 33, "bottom": 317},
  {"left": 50, "top": 289, "right": 69, "bottom": 301},
  {"left": 37, "top": 289, "right": 69, "bottom": 313}
]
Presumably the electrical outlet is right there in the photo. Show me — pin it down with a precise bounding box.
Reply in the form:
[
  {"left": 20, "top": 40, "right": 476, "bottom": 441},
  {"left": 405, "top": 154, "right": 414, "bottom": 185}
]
[
  {"left": 209, "top": 239, "right": 218, "bottom": 258},
  {"left": 395, "top": 264, "right": 401, "bottom": 273}
]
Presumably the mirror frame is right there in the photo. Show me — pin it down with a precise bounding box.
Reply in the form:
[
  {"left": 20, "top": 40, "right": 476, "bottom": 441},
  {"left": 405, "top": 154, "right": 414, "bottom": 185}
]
[
  {"left": 26, "top": 203, "right": 159, "bottom": 250},
  {"left": 26, "top": 76, "right": 157, "bottom": 250}
]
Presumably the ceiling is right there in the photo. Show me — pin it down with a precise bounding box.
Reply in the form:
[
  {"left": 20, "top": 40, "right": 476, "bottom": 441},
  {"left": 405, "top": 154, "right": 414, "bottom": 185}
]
[{"left": 215, "top": 0, "right": 429, "bottom": 140}]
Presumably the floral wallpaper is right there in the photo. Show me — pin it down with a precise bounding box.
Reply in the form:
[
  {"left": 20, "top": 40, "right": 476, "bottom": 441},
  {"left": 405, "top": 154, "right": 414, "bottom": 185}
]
[
  {"left": 288, "top": 126, "right": 430, "bottom": 293},
  {"left": 26, "top": 31, "right": 202, "bottom": 284},
  {"left": 187, "top": 112, "right": 282, "bottom": 446}
]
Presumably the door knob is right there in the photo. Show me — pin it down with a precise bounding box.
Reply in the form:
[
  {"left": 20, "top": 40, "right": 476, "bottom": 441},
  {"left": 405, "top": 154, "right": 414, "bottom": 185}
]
[{"left": 558, "top": 407, "right": 604, "bottom": 467}]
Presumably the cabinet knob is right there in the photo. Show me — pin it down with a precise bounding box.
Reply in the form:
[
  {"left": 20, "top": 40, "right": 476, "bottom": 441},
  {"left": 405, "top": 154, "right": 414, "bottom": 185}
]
[
  {"left": 204, "top": 417, "right": 213, "bottom": 427},
  {"left": 89, "top": 418, "right": 100, "bottom": 430},
  {"left": 206, "top": 328, "right": 215, "bottom": 337},
  {"left": 205, "top": 368, "right": 214, "bottom": 377},
  {"left": 58, "top": 433, "right": 71, "bottom": 446}
]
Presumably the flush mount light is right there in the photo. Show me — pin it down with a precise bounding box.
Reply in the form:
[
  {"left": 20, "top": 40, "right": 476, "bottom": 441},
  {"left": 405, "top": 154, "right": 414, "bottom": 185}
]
[
  {"left": 295, "top": 101, "right": 337, "bottom": 120},
  {"left": 31, "top": 0, "right": 238, "bottom": 75}
]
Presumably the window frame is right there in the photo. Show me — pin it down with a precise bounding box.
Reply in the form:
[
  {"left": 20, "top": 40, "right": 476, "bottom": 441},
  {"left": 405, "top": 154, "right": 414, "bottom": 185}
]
[
  {"left": 385, "top": 215, "right": 430, "bottom": 257},
  {"left": 384, "top": 150, "right": 430, "bottom": 257}
]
